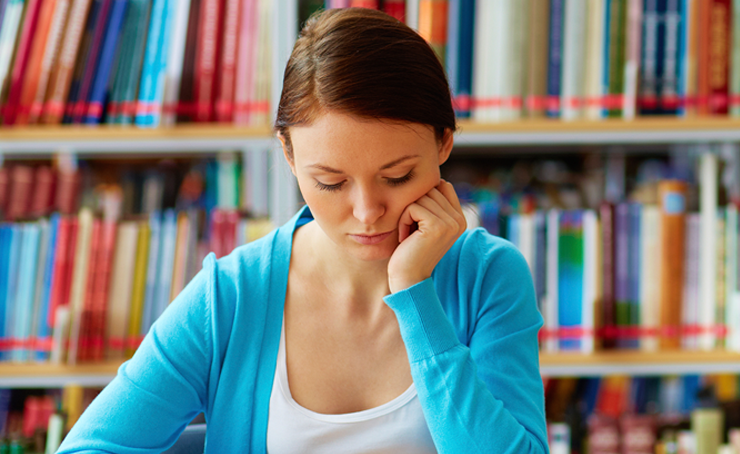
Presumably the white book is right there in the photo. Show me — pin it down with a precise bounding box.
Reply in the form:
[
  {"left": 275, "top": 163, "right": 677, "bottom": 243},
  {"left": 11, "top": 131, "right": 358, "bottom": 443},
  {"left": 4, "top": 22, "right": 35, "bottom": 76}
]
[
  {"left": 66, "top": 208, "right": 95, "bottom": 366},
  {"left": 245, "top": 147, "right": 269, "bottom": 216},
  {"left": 154, "top": 210, "right": 177, "bottom": 321},
  {"left": 584, "top": 0, "right": 605, "bottom": 120},
  {"left": 725, "top": 206, "right": 740, "bottom": 351},
  {"left": 50, "top": 306, "right": 71, "bottom": 365},
  {"left": 250, "top": 0, "right": 272, "bottom": 125},
  {"left": 491, "top": 0, "right": 508, "bottom": 122},
  {"left": 561, "top": 0, "right": 587, "bottom": 120},
  {"left": 545, "top": 209, "right": 560, "bottom": 353},
  {"left": 473, "top": 0, "right": 496, "bottom": 122},
  {"left": 623, "top": 0, "right": 643, "bottom": 119},
  {"left": 582, "top": 210, "right": 597, "bottom": 354},
  {"left": 640, "top": 206, "right": 660, "bottom": 352},
  {"left": 106, "top": 222, "right": 139, "bottom": 360},
  {"left": 503, "top": 0, "right": 526, "bottom": 120},
  {"left": 0, "top": 0, "right": 24, "bottom": 103},
  {"left": 162, "top": 0, "right": 192, "bottom": 126},
  {"left": 519, "top": 213, "right": 535, "bottom": 274},
  {"left": 406, "top": 0, "right": 420, "bottom": 30},
  {"left": 699, "top": 149, "right": 718, "bottom": 350},
  {"left": 683, "top": 213, "right": 701, "bottom": 350}
]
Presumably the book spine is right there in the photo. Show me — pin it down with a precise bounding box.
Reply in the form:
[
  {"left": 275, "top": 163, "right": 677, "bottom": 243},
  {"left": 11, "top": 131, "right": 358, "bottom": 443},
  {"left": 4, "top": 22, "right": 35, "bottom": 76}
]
[
  {"left": 418, "top": 0, "right": 449, "bottom": 63},
  {"left": 614, "top": 202, "right": 630, "bottom": 349},
  {"left": 84, "top": 0, "right": 129, "bottom": 124},
  {"left": 545, "top": 208, "right": 560, "bottom": 353},
  {"left": 176, "top": 0, "right": 201, "bottom": 123},
  {"left": 526, "top": 0, "right": 549, "bottom": 118},
  {"left": 214, "top": 0, "right": 239, "bottom": 122},
  {"left": 600, "top": 202, "right": 616, "bottom": 349},
  {"left": 640, "top": 205, "right": 660, "bottom": 352},
  {"left": 66, "top": 209, "right": 94, "bottom": 366},
  {"left": 0, "top": 0, "right": 25, "bottom": 109},
  {"left": 622, "top": 0, "right": 642, "bottom": 119},
  {"left": 699, "top": 149, "right": 718, "bottom": 350},
  {"left": 71, "top": 0, "right": 113, "bottom": 124},
  {"left": 546, "top": 0, "right": 564, "bottom": 117},
  {"left": 116, "top": 0, "right": 151, "bottom": 124},
  {"left": 233, "top": 0, "right": 255, "bottom": 125},
  {"left": 383, "top": 0, "right": 406, "bottom": 21},
  {"left": 582, "top": 210, "right": 598, "bottom": 354},
  {"left": 35, "top": 214, "right": 59, "bottom": 361},
  {"left": 29, "top": 0, "right": 70, "bottom": 124},
  {"left": 192, "top": 0, "right": 221, "bottom": 122},
  {"left": 731, "top": 0, "right": 740, "bottom": 115},
  {"left": 561, "top": 0, "right": 586, "bottom": 120},
  {"left": 707, "top": 0, "right": 731, "bottom": 114},
  {"left": 41, "top": 0, "right": 93, "bottom": 124},
  {"left": 660, "top": 0, "right": 682, "bottom": 114},
  {"left": 61, "top": 0, "right": 102, "bottom": 124},
  {"left": 605, "top": 0, "right": 627, "bottom": 117},
  {"left": 90, "top": 221, "right": 116, "bottom": 362},
  {"left": 2, "top": 0, "right": 42, "bottom": 125},
  {"left": 658, "top": 181, "right": 687, "bottom": 349},
  {"left": 106, "top": 0, "right": 138, "bottom": 123},
  {"left": 584, "top": 0, "right": 604, "bottom": 119},
  {"left": 627, "top": 202, "right": 641, "bottom": 349},
  {"left": 15, "top": 0, "right": 58, "bottom": 125},
  {"left": 134, "top": 0, "right": 167, "bottom": 125},
  {"left": 3, "top": 226, "right": 21, "bottom": 362},
  {"left": 126, "top": 221, "right": 150, "bottom": 357},
  {"left": 140, "top": 212, "right": 161, "bottom": 335},
  {"left": 682, "top": 213, "right": 700, "bottom": 350},
  {"left": 13, "top": 225, "right": 40, "bottom": 362},
  {"left": 161, "top": 0, "right": 191, "bottom": 125}
]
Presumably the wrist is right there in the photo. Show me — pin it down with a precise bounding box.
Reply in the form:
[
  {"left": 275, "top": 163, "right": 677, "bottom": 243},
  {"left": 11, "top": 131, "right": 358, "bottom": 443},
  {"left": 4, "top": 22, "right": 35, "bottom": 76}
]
[{"left": 388, "top": 273, "right": 429, "bottom": 294}]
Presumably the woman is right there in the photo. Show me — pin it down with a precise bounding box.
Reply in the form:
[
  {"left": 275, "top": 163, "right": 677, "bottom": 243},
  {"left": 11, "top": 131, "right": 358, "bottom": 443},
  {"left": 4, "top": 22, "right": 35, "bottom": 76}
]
[{"left": 58, "top": 7, "right": 548, "bottom": 454}]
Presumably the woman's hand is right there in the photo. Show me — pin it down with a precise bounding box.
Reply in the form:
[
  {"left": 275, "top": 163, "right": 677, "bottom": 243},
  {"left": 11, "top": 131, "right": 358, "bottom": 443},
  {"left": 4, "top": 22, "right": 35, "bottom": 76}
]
[{"left": 387, "top": 179, "right": 467, "bottom": 294}]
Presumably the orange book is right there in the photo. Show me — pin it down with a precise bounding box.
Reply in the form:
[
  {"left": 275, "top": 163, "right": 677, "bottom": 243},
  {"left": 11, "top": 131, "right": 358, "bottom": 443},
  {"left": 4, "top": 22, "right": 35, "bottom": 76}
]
[
  {"left": 418, "top": 0, "right": 448, "bottom": 63},
  {"left": 15, "top": 0, "right": 59, "bottom": 125},
  {"left": 658, "top": 181, "right": 687, "bottom": 349},
  {"left": 29, "top": 0, "right": 72, "bottom": 124},
  {"left": 42, "top": 0, "right": 93, "bottom": 124}
]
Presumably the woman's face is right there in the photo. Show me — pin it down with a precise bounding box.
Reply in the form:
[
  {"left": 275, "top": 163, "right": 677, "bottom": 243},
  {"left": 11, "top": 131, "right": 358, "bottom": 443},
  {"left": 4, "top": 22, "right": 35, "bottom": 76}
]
[{"left": 283, "top": 111, "right": 453, "bottom": 262}]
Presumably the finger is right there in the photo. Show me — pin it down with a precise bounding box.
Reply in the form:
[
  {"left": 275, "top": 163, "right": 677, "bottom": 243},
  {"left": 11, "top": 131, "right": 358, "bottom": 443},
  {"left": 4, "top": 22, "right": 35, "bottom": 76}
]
[
  {"left": 398, "top": 203, "right": 432, "bottom": 242},
  {"left": 414, "top": 194, "right": 457, "bottom": 227},
  {"left": 437, "top": 180, "right": 464, "bottom": 213},
  {"left": 424, "top": 187, "right": 458, "bottom": 216}
]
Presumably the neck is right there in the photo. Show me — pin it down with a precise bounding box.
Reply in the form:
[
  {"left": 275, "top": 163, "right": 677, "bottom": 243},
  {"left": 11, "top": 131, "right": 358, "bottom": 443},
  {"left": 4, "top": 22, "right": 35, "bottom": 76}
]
[{"left": 297, "top": 222, "right": 392, "bottom": 306}]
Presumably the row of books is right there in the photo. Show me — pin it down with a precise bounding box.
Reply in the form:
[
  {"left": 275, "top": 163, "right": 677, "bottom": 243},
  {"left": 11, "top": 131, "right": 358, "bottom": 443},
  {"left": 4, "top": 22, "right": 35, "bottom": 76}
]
[
  {"left": 413, "top": 0, "right": 740, "bottom": 121},
  {"left": 0, "top": 385, "right": 103, "bottom": 452},
  {"left": 458, "top": 149, "right": 740, "bottom": 354},
  {"left": 0, "top": 0, "right": 272, "bottom": 127},
  {"left": 0, "top": 206, "right": 274, "bottom": 367},
  {"left": 545, "top": 374, "right": 740, "bottom": 454}
]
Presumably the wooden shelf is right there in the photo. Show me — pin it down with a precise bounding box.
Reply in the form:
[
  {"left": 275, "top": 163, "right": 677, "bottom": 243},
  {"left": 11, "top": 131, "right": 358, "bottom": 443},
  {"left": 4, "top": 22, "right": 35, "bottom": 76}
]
[
  {"left": 1, "top": 351, "right": 739, "bottom": 387},
  {"left": 1, "top": 118, "right": 740, "bottom": 153},
  {"left": 0, "top": 360, "right": 123, "bottom": 388},
  {"left": 539, "top": 350, "right": 740, "bottom": 377},
  {"left": 0, "top": 124, "right": 276, "bottom": 154},
  {"left": 455, "top": 117, "right": 740, "bottom": 146}
]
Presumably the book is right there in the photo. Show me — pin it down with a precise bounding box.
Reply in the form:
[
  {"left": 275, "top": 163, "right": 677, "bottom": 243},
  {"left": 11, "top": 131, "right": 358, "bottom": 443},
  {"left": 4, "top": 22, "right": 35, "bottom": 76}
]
[
  {"left": 41, "top": 0, "right": 94, "bottom": 124},
  {"left": 192, "top": 0, "right": 222, "bottom": 122},
  {"left": 84, "top": 0, "right": 129, "bottom": 124},
  {"left": 34, "top": 214, "right": 59, "bottom": 362},
  {"left": 161, "top": 0, "right": 191, "bottom": 125},
  {"left": 126, "top": 219, "right": 150, "bottom": 357},
  {"left": 233, "top": 0, "right": 256, "bottom": 125},
  {"left": 65, "top": 208, "right": 95, "bottom": 365},
  {"left": 62, "top": 0, "right": 102, "bottom": 124},
  {"left": 2, "top": 0, "right": 42, "bottom": 125},
  {"left": 699, "top": 149, "right": 718, "bottom": 350},
  {"left": 560, "top": 0, "right": 586, "bottom": 120},
  {"left": 214, "top": 0, "right": 240, "bottom": 123},
  {"left": 658, "top": 180, "right": 687, "bottom": 349},
  {"left": 106, "top": 221, "right": 138, "bottom": 360},
  {"left": 12, "top": 223, "right": 41, "bottom": 362},
  {"left": 0, "top": 1, "right": 25, "bottom": 110}
]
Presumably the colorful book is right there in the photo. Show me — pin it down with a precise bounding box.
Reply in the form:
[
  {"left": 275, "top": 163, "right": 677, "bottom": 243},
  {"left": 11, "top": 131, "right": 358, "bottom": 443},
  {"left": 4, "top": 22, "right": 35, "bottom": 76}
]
[
  {"left": 12, "top": 223, "right": 40, "bottom": 362},
  {"left": 41, "top": 0, "right": 93, "bottom": 124},
  {"left": 135, "top": 0, "right": 175, "bottom": 126},
  {"left": 84, "top": 0, "right": 129, "bottom": 124},
  {"left": 34, "top": 214, "right": 59, "bottom": 362}
]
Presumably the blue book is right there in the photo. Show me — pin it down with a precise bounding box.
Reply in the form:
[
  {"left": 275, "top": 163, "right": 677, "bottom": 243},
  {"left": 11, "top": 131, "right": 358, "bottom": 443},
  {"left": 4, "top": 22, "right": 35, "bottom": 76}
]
[
  {"left": 154, "top": 209, "right": 177, "bottom": 322},
  {"left": 135, "top": 0, "right": 172, "bottom": 127},
  {"left": 676, "top": 0, "right": 688, "bottom": 116},
  {"left": 614, "top": 203, "right": 630, "bottom": 349},
  {"left": 13, "top": 224, "right": 40, "bottom": 362},
  {"left": 534, "top": 211, "right": 548, "bottom": 310},
  {"left": 140, "top": 211, "right": 161, "bottom": 335},
  {"left": 546, "top": 0, "right": 564, "bottom": 118},
  {"left": 0, "top": 226, "right": 10, "bottom": 361},
  {"left": 661, "top": 0, "right": 683, "bottom": 115},
  {"left": 558, "top": 210, "right": 584, "bottom": 351},
  {"left": 34, "top": 216, "right": 57, "bottom": 362},
  {"left": 0, "top": 0, "right": 11, "bottom": 36},
  {"left": 84, "top": 0, "right": 130, "bottom": 124},
  {"left": 4, "top": 225, "right": 21, "bottom": 362},
  {"left": 639, "top": 0, "right": 668, "bottom": 115},
  {"left": 446, "top": 0, "right": 475, "bottom": 118},
  {"left": 627, "top": 203, "right": 641, "bottom": 349}
]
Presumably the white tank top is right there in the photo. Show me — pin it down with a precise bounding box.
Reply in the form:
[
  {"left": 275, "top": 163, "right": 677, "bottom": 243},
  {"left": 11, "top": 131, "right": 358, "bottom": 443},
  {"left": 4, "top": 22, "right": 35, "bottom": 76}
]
[{"left": 266, "top": 320, "right": 438, "bottom": 454}]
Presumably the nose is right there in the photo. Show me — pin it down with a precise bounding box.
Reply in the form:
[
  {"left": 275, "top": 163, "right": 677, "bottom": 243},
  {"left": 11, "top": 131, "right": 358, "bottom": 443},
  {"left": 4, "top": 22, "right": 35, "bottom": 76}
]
[{"left": 352, "top": 185, "right": 385, "bottom": 225}]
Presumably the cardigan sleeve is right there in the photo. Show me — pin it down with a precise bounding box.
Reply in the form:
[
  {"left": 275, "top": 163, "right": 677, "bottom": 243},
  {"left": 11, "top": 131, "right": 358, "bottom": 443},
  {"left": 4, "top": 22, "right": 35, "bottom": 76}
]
[
  {"left": 383, "top": 239, "right": 549, "bottom": 454},
  {"left": 56, "top": 255, "right": 216, "bottom": 454}
]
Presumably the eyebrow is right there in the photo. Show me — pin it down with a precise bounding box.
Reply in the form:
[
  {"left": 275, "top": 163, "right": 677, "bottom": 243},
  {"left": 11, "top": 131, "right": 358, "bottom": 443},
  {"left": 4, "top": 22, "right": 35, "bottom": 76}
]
[{"left": 307, "top": 155, "right": 420, "bottom": 174}]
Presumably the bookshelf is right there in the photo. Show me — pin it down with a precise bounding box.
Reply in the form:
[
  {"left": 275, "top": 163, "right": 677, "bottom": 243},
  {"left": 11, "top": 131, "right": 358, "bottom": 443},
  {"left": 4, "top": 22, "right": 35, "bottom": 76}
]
[{"left": 3, "top": 350, "right": 740, "bottom": 389}]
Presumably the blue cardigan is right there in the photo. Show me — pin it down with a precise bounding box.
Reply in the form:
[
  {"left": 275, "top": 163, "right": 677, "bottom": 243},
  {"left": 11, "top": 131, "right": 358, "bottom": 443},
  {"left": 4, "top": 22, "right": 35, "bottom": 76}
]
[{"left": 57, "top": 206, "right": 549, "bottom": 453}]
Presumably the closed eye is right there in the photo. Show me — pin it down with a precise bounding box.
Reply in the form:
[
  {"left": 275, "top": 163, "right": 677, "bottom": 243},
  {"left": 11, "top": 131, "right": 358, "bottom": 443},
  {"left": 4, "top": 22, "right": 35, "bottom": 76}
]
[{"left": 314, "top": 171, "right": 416, "bottom": 192}]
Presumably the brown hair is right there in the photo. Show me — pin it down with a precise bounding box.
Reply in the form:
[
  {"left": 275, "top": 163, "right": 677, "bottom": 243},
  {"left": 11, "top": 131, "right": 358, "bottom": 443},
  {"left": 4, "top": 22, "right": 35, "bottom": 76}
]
[{"left": 274, "top": 8, "right": 457, "bottom": 159}]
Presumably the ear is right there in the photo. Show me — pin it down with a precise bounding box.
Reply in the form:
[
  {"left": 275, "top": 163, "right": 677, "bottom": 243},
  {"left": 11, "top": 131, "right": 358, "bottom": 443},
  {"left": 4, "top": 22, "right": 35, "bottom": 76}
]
[
  {"left": 437, "top": 129, "right": 454, "bottom": 166},
  {"left": 277, "top": 132, "right": 297, "bottom": 176}
]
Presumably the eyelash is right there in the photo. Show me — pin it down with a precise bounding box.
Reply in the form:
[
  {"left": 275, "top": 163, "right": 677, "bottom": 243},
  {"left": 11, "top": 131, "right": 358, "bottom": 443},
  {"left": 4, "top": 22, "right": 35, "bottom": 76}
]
[{"left": 315, "top": 171, "right": 416, "bottom": 192}]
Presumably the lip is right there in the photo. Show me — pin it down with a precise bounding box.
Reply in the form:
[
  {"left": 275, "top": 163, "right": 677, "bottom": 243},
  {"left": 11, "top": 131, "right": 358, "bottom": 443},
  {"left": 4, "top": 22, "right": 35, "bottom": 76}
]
[{"left": 348, "top": 230, "right": 395, "bottom": 245}]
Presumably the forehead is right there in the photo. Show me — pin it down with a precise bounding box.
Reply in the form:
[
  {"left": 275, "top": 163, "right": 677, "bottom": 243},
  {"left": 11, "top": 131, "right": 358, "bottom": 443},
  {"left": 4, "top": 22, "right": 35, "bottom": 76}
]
[{"left": 289, "top": 111, "right": 437, "bottom": 166}]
